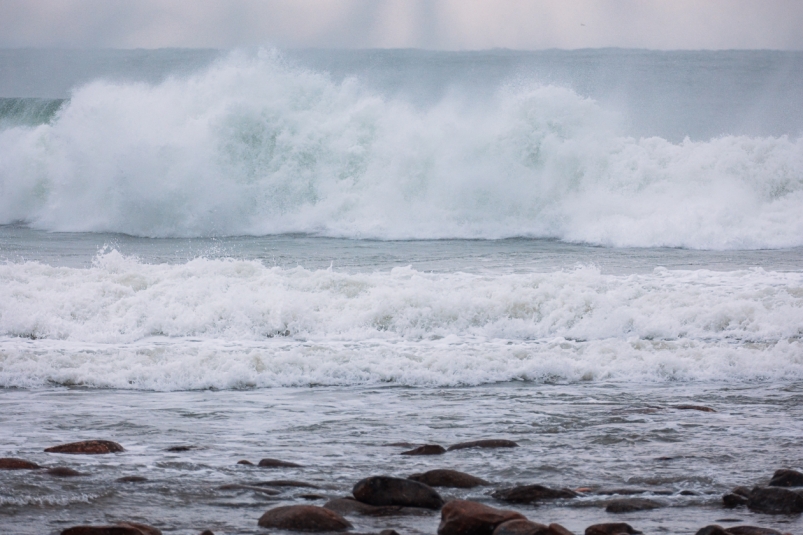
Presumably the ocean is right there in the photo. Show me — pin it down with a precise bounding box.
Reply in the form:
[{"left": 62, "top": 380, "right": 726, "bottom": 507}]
[{"left": 0, "top": 48, "right": 802, "bottom": 535}]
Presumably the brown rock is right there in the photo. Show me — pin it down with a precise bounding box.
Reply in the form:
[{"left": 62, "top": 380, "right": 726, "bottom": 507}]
[
  {"left": 731, "top": 486, "right": 752, "bottom": 498},
  {"left": 237, "top": 459, "right": 254, "bottom": 465},
  {"left": 548, "top": 525, "right": 575, "bottom": 535},
  {"left": 694, "top": 527, "right": 730, "bottom": 535},
  {"left": 46, "top": 467, "right": 84, "bottom": 477},
  {"left": 45, "top": 440, "right": 124, "bottom": 455},
  {"left": 353, "top": 476, "right": 444, "bottom": 509},
  {"left": 747, "top": 486, "right": 803, "bottom": 514},
  {"left": 0, "top": 457, "right": 41, "bottom": 470},
  {"left": 768, "top": 469, "right": 803, "bottom": 487},
  {"left": 199, "top": 531, "right": 214, "bottom": 535},
  {"left": 723, "top": 493, "right": 748, "bottom": 508},
  {"left": 324, "top": 497, "right": 407, "bottom": 517},
  {"left": 673, "top": 405, "right": 716, "bottom": 412},
  {"left": 401, "top": 444, "right": 446, "bottom": 456},
  {"left": 257, "top": 505, "right": 352, "bottom": 531},
  {"left": 447, "top": 440, "right": 519, "bottom": 451},
  {"left": 299, "top": 494, "right": 327, "bottom": 501},
  {"left": 61, "top": 522, "right": 161, "bottom": 535},
  {"left": 727, "top": 527, "right": 786, "bottom": 535},
  {"left": 493, "top": 519, "right": 550, "bottom": 535},
  {"left": 258, "top": 458, "right": 303, "bottom": 468},
  {"left": 408, "top": 469, "right": 489, "bottom": 488},
  {"left": 605, "top": 498, "right": 661, "bottom": 513},
  {"left": 438, "top": 500, "right": 526, "bottom": 535},
  {"left": 584, "top": 524, "right": 642, "bottom": 535},
  {"left": 255, "top": 479, "right": 320, "bottom": 488},
  {"left": 379, "top": 531, "right": 400, "bottom": 535},
  {"left": 116, "top": 476, "right": 148, "bottom": 483},
  {"left": 492, "top": 484, "right": 578, "bottom": 504}
]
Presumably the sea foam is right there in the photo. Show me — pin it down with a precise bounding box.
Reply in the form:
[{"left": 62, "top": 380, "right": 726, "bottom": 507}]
[
  {"left": 0, "top": 50, "right": 801, "bottom": 249},
  {"left": 1, "top": 251, "right": 801, "bottom": 390}
]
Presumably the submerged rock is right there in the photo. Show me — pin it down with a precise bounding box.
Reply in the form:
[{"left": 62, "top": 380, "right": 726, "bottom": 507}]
[
  {"left": 722, "top": 492, "right": 748, "bottom": 508},
  {"left": 258, "top": 458, "right": 303, "bottom": 468},
  {"left": 408, "top": 469, "right": 489, "bottom": 488},
  {"left": 237, "top": 459, "right": 254, "bottom": 465},
  {"left": 437, "top": 500, "right": 525, "bottom": 535},
  {"left": 493, "top": 519, "right": 574, "bottom": 535},
  {"left": 218, "top": 484, "right": 281, "bottom": 495},
  {"left": 324, "top": 497, "right": 412, "bottom": 517},
  {"left": 116, "top": 476, "right": 148, "bottom": 483},
  {"left": 257, "top": 505, "right": 352, "bottom": 532},
  {"left": 747, "top": 486, "right": 803, "bottom": 514},
  {"left": 492, "top": 484, "right": 578, "bottom": 504},
  {"left": 46, "top": 467, "right": 84, "bottom": 477},
  {"left": 255, "top": 479, "right": 320, "bottom": 488},
  {"left": 401, "top": 444, "right": 447, "bottom": 456},
  {"left": 166, "top": 445, "right": 194, "bottom": 452},
  {"left": 768, "top": 469, "right": 803, "bottom": 487},
  {"left": 605, "top": 498, "right": 662, "bottom": 513},
  {"left": 584, "top": 524, "right": 642, "bottom": 535},
  {"left": 353, "top": 476, "right": 444, "bottom": 509},
  {"left": 61, "top": 522, "right": 161, "bottom": 535},
  {"left": 673, "top": 405, "right": 717, "bottom": 412},
  {"left": 695, "top": 526, "right": 788, "bottom": 535},
  {"left": 0, "top": 458, "right": 40, "bottom": 470},
  {"left": 447, "top": 439, "right": 519, "bottom": 451},
  {"left": 45, "top": 440, "right": 124, "bottom": 455}
]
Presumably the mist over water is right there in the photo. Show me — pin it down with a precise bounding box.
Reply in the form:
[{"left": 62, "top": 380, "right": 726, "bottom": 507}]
[{"left": 0, "top": 49, "right": 802, "bottom": 248}]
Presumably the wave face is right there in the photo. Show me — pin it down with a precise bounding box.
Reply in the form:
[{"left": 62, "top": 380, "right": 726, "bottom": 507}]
[
  {"left": 0, "top": 50, "right": 802, "bottom": 248},
  {"left": 1, "top": 251, "right": 802, "bottom": 390}
]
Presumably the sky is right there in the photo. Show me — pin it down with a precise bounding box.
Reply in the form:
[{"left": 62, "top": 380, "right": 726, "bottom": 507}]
[{"left": 0, "top": 0, "right": 802, "bottom": 50}]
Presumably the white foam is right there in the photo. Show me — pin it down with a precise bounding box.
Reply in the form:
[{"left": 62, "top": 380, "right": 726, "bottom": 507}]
[
  {"left": 0, "top": 50, "right": 801, "bottom": 248},
  {"left": 1, "top": 252, "right": 801, "bottom": 389}
]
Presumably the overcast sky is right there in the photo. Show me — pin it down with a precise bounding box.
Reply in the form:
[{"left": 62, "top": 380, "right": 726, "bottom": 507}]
[{"left": 1, "top": 0, "right": 802, "bottom": 50}]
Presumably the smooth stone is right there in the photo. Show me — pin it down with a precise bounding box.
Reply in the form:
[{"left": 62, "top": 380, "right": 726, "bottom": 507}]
[
  {"left": 437, "top": 500, "right": 526, "bottom": 535},
  {"left": 324, "top": 497, "right": 417, "bottom": 517},
  {"left": 61, "top": 523, "right": 161, "bottom": 535},
  {"left": 237, "top": 460, "right": 254, "bottom": 465},
  {"left": 255, "top": 479, "right": 320, "bottom": 488},
  {"left": 447, "top": 439, "right": 519, "bottom": 451},
  {"left": 727, "top": 527, "right": 787, "bottom": 535},
  {"left": 0, "top": 457, "right": 41, "bottom": 470},
  {"left": 769, "top": 469, "right": 803, "bottom": 487},
  {"left": 492, "top": 519, "right": 550, "bottom": 535},
  {"left": 379, "top": 531, "right": 401, "bottom": 535},
  {"left": 353, "top": 475, "right": 444, "bottom": 510},
  {"left": 673, "top": 405, "right": 717, "bottom": 412},
  {"left": 408, "top": 469, "right": 489, "bottom": 488},
  {"left": 218, "top": 484, "right": 281, "bottom": 495},
  {"left": 492, "top": 484, "right": 578, "bottom": 504},
  {"left": 401, "top": 444, "right": 446, "bottom": 456},
  {"left": 45, "top": 440, "right": 124, "bottom": 455},
  {"left": 584, "top": 524, "right": 642, "bottom": 535},
  {"left": 605, "top": 498, "right": 662, "bottom": 513},
  {"left": 116, "top": 476, "right": 148, "bottom": 483},
  {"left": 723, "top": 493, "right": 748, "bottom": 508},
  {"left": 258, "top": 458, "right": 303, "bottom": 468},
  {"left": 747, "top": 486, "right": 803, "bottom": 514},
  {"left": 46, "top": 467, "right": 84, "bottom": 477},
  {"left": 299, "top": 494, "right": 327, "bottom": 500},
  {"left": 166, "top": 445, "right": 194, "bottom": 452},
  {"left": 199, "top": 531, "right": 214, "bottom": 535},
  {"left": 695, "top": 527, "right": 730, "bottom": 535},
  {"left": 257, "top": 505, "right": 352, "bottom": 532}
]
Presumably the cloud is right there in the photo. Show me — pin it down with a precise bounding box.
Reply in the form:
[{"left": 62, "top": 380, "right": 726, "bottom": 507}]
[{"left": 0, "top": 0, "right": 801, "bottom": 50}]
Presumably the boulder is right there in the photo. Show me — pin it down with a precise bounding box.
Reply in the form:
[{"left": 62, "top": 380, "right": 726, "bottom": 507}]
[
  {"left": 722, "top": 493, "right": 748, "bottom": 508},
  {"left": 259, "top": 458, "right": 303, "bottom": 468},
  {"left": 0, "top": 458, "right": 40, "bottom": 470},
  {"left": 237, "top": 460, "right": 254, "bottom": 465},
  {"left": 746, "top": 486, "right": 803, "bottom": 514},
  {"left": 695, "top": 527, "right": 730, "bottom": 535},
  {"left": 437, "top": 500, "right": 526, "bottom": 535},
  {"left": 605, "top": 498, "right": 661, "bottom": 513},
  {"left": 45, "top": 440, "right": 124, "bottom": 455},
  {"left": 448, "top": 440, "right": 519, "bottom": 451},
  {"left": 494, "top": 519, "right": 573, "bottom": 535},
  {"left": 353, "top": 476, "right": 444, "bottom": 509},
  {"left": 324, "top": 497, "right": 409, "bottom": 516},
  {"left": 401, "top": 445, "right": 446, "bottom": 456},
  {"left": 492, "top": 484, "right": 578, "bottom": 504},
  {"left": 768, "top": 469, "right": 803, "bottom": 487},
  {"left": 199, "top": 531, "right": 214, "bottom": 535},
  {"left": 408, "top": 469, "right": 489, "bottom": 488},
  {"left": 257, "top": 505, "right": 352, "bottom": 531},
  {"left": 166, "top": 445, "right": 194, "bottom": 452},
  {"left": 46, "top": 467, "right": 84, "bottom": 477},
  {"left": 727, "top": 527, "right": 787, "bottom": 535},
  {"left": 584, "top": 524, "right": 642, "bottom": 535},
  {"left": 61, "top": 523, "right": 161, "bottom": 535}
]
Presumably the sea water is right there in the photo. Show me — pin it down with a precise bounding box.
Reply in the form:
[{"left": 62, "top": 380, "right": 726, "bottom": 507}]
[{"left": 0, "top": 48, "right": 802, "bottom": 534}]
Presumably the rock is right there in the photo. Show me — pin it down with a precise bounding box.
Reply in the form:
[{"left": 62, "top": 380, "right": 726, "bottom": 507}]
[
  {"left": 447, "top": 440, "right": 519, "bottom": 451},
  {"left": 61, "top": 523, "right": 161, "bottom": 535},
  {"left": 324, "top": 497, "right": 407, "bottom": 516},
  {"left": 45, "top": 440, "right": 124, "bottom": 455},
  {"left": 46, "top": 467, "right": 84, "bottom": 477},
  {"left": 299, "top": 494, "right": 327, "bottom": 500},
  {"left": 594, "top": 488, "right": 671, "bottom": 496},
  {"left": 0, "top": 457, "right": 41, "bottom": 470},
  {"left": 679, "top": 490, "right": 697, "bottom": 496},
  {"left": 494, "top": 521, "right": 575, "bottom": 535},
  {"left": 255, "top": 479, "right": 320, "bottom": 488},
  {"left": 379, "top": 531, "right": 400, "bottom": 535},
  {"left": 257, "top": 505, "right": 352, "bottom": 531},
  {"left": 116, "top": 476, "right": 148, "bottom": 483},
  {"left": 353, "top": 476, "right": 444, "bottom": 509},
  {"left": 401, "top": 444, "right": 446, "bottom": 456},
  {"left": 166, "top": 445, "right": 194, "bottom": 452},
  {"left": 408, "top": 469, "right": 489, "bottom": 488},
  {"left": 547, "top": 525, "right": 575, "bottom": 535},
  {"left": 694, "top": 527, "right": 730, "bottom": 535},
  {"left": 673, "top": 405, "right": 716, "bottom": 412},
  {"left": 722, "top": 493, "right": 748, "bottom": 508},
  {"left": 492, "top": 484, "right": 578, "bottom": 504},
  {"left": 727, "top": 527, "right": 787, "bottom": 535},
  {"left": 199, "top": 531, "right": 214, "bottom": 535},
  {"left": 258, "top": 458, "right": 303, "bottom": 468},
  {"left": 584, "top": 524, "right": 642, "bottom": 535},
  {"left": 731, "top": 486, "right": 751, "bottom": 498},
  {"left": 237, "top": 459, "right": 254, "bottom": 465},
  {"left": 768, "top": 469, "right": 803, "bottom": 487},
  {"left": 437, "top": 500, "right": 526, "bottom": 535},
  {"left": 605, "top": 498, "right": 662, "bottom": 513},
  {"left": 218, "top": 484, "right": 281, "bottom": 495},
  {"left": 746, "top": 486, "right": 803, "bottom": 514}
]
